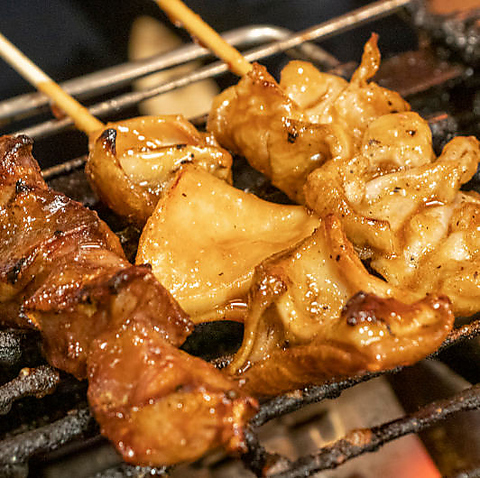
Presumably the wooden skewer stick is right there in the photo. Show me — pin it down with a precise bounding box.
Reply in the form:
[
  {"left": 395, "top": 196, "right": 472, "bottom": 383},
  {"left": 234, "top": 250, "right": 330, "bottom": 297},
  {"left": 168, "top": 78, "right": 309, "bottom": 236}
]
[
  {"left": 155, "top": 0, "right": 253, "bottom": 77},
  {"left": 0, "top": 32, "right": 104, "bottom": 136}
]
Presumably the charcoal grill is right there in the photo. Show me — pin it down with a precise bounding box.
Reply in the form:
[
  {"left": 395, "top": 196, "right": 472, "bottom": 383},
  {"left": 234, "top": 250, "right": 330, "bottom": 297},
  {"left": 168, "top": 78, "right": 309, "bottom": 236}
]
[{"left": 1, "top": 0, "right": 480, "bottom": 476}]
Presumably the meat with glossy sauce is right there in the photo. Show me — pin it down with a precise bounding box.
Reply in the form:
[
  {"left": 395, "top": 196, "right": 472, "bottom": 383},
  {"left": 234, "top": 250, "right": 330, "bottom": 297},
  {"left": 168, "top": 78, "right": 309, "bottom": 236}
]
[
  {"left": 208, "top": 34, "right": 408, "bottom": 203},
  {"left": 208, "top": 32, "right": 480, "bottom": 318},
  {"left": 305, "top": 114, "right": 480, "bottom": 316},
  {"left": 86, "top": 115, "right": 232, "bottom": 226},
  {"left": 0, "top": 134, "right": 257, "bottom": 466},
  {"left": 136, "top": 165, "right": 320, "bottom": 323},
  {"left": 228, "top": 215, "right": 454, "bottom": 396}
]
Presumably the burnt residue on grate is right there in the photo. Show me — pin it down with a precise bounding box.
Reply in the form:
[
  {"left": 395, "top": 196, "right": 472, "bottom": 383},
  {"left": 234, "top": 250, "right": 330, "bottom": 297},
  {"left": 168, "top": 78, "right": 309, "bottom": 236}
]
[
  {"left": 0, "top": 408, "right": 96, "bottom": 477},
  {"left": 0, "top": 365, "right": 60, "bottom": 415},
  {"left": 409, "top": 0, "right": 480, "bottom": 66},
  {"left": 1, "top": 4, "right": 480, "bottom": 477},
  {"left": 260, "top": 384, "right": 480, "bottom": 478}
]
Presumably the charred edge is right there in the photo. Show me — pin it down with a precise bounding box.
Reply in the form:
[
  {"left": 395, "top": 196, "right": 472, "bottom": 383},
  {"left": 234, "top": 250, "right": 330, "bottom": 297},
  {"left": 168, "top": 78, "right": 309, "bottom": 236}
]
[
  {"left": 15, "top": 180, "right": 30, "bottom": 195},
  {"left": 342, "top": 291, "right": 371, "bottom": 326},
  {"left": 100, "top": 128, "right": 117, "bottom": 156},
  {"left": 287, "top": 131, "right": 298, "bottom": 144},
  {"left": 106, "top": 265, "right": 151, "bottom": 295},
  {"left": 251, "top": 318, "right": 480, "bottom": 429},
  {"left": 3, "top": 136, "right": 33, "bottom": 161},
  {"left": 267, "top": 383, "right": 480, "bottom": 478},
  {"left": 341, "top": 292, "right": 394, "bottom": 334},
  {"left": 6, "top": 258, "right": 27, "bottom": 285}
]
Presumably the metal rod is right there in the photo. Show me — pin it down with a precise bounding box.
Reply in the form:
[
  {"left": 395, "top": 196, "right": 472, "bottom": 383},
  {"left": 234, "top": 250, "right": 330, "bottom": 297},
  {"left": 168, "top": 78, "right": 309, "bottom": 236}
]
[
  {"left": 0, "top": 25, "right": 290, "bottom": 122},
  {"left": 268, "top": 383, "right": 480, "bottom": 477},
  {"left": 18, "top": 0, "right": 412, "bottom": 140}
]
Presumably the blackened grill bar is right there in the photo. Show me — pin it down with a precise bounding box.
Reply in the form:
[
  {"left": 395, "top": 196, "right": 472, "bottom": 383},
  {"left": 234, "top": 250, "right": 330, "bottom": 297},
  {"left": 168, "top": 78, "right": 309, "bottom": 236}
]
[
  {"left": 6, "top": 0, "right": 412, "bottom": 141},
  {"left": 266, "top": 384, "right": 480, "bottom": 478},
  {"left": 0, "top": 317, "right": 479, "bottom": 476},
  {"left": 0, "top": 365, "right": 60, "bottom": 415}
]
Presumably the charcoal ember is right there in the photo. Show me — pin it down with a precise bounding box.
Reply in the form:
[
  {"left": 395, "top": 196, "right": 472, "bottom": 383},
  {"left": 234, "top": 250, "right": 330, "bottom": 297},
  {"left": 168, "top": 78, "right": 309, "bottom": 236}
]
[{"left": 409, "top": 0, "right": 480, "bottom": 66}]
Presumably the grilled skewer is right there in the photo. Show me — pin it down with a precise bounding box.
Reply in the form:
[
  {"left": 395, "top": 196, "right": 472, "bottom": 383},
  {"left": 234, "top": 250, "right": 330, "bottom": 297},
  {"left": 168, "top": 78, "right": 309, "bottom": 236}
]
[
  {"left": 0, "top": 31, "right": 234, "bottom": 226},
  {"left": 0, "top": 134, "right": 257, "bottom": 466}
]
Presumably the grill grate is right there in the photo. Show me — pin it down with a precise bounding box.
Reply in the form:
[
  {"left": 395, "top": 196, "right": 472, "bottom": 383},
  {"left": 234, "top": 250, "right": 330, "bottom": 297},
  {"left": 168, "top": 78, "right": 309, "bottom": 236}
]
[
  {"left": 0, "top": 318, "right": 479, "bottom": 476},
  {"left": 1, "top": 0, "right": 480, "bottom": 476}
]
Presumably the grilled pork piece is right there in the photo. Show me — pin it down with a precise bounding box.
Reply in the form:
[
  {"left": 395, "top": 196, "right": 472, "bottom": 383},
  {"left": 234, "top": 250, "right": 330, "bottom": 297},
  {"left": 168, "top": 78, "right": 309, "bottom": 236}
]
[
  {"left": 229, "top": 215, "right": 454, "bottom": 396},
  {"left": 208, "top": 32, "right": 480, "bottom": 317},
  {"left": 86, "top": 115, "right": 232, "bottom": 226},
  {"left": 208, "top": 34, "right": 408, "bottom": 202},
  {"left": 0, "top": 135, "right": 257, "bottom": 466},
  {"left": 305, "top": 114, "right": 480, "bottom": 316}
]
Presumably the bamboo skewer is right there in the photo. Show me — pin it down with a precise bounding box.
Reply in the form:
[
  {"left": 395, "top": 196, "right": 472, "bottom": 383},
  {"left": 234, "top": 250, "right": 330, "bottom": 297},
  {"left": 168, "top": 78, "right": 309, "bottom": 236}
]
[
  {"left": 155, "top": 0, "right": 253, "bottom": 77},
  {"left": 0, "top": 32, "right": 104, "bottom": 136}
]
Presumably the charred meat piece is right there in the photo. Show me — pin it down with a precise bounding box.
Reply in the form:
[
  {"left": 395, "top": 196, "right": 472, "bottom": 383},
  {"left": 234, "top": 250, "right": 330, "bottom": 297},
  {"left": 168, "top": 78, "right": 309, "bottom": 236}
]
[
  {"left": 229, "top": 215, "right": 454, "bottom": 396},
  {"left": 305, "top": 111, "right": 480, "bottom": 316},
  {"left": 208, "top": 35, "right": 408, "bottom": 203},
  {"left": 86, "top": 115, "right": 232, "bottom": 226},
  {"left": 0, "top": 135, "right": 257, "bottom": 466}
]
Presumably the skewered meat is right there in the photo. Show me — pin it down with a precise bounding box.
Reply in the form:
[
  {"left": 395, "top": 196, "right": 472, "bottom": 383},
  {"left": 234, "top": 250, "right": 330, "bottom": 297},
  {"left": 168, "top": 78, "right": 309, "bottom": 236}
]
[
  {"left": 208, "top": 34, "right": 409, "bottom": 203},
  {"left": 86, "top": 115, "right": 232, "bottom": 226},
  {"left": 208, "top": 32, "right": 480, "bottom": 317},
  {"left": 306, "top": 114, "right": 480, "bottom": 316},
  {"left": 0, "top": 134, "right": 257, "bottom": 465},
  {"left": 228, "top": 215, "right": 454, "bottom": 396},
  {"left": 136, "top": 165, "right": 319, "bottom": 322}
]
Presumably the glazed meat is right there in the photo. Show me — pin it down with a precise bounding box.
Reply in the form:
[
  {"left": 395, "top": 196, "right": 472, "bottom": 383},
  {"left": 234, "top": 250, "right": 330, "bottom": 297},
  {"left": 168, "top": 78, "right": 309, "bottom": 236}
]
[
  {"left": 208, "top": 35, "right": 408, "bottom": 202},
  {"left": 305, "top": 113, "right": 480, "bottom": 316},
  {"left": 86, "top": 115, "right": 232, "bottom": 226},
  {"left": 208, "top": 31, "right": 480, "bottom": 318},
  {"left": 228, "top": 215, "right": 454, "bottom": 396},
  {"left": 136, "top": 165, "right": 319, "bottom": 322},
  {"left": 0, "top": 135, "right": 257, "bottom": 465}
]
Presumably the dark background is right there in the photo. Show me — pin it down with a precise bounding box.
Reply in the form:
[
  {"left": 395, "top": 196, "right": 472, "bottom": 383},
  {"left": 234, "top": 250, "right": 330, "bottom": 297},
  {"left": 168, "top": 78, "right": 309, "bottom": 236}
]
[{"left": 0, "top": 0, "right": 416, "bottom": 101}]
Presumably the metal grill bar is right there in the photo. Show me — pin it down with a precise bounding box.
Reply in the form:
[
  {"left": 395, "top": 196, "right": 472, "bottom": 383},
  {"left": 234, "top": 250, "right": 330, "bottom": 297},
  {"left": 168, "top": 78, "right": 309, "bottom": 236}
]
[
  {"left": 0, "top": 318, "right": 477, "bottom": 475},
  {"left": 252, "top": 317, "right": 480, "bottom": 428},
  {"left": 0, "top": 408, "right": 96, "bottom": 468},
  {"left": 0, "top": 365, "right": 60, "bottom": 415},
  {"left": 266, "top": 383, "right": 480, "bottom": 478},
  {"left": 17, "top": 0, "right": 412, "bottom": 140},
  {"left": 1, "top": 1, "right": 480, "bottom": 475},
  {"left": 0, "top": 25, "right": 293, "bottom": 123}
]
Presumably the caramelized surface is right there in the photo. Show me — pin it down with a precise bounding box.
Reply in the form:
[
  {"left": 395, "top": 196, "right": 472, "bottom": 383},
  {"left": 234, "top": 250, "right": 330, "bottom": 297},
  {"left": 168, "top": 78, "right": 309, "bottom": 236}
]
[
  {"left": 208, "top": 35, "right": 408, "bottom": 202},
  {"left": 0, "top": 135, "right": 257, "bottom": 466},
  {"left": 209, "top": 33, "right": 480, "bottom": 318},
  {"left": 305, "top": 119, "right": 480, "bottom": 315},
  {"left": 86, "top": 115, "right": 232, "bottom": 225},
  {"left": 137, "top": 165, "right": 319, "bottom": 322},
  {"left": 229, "top": 216, "right": 454, "bottom": 396}
]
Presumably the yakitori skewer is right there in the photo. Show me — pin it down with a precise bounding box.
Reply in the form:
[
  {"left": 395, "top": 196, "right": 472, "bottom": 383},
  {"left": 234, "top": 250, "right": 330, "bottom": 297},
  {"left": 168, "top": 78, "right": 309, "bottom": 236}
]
[
  {"left": 0, "top": 32, "right": 103, "bottom": 135},
  {"left": 155, "top": 0, "right": 252, "bottom": 77},
  {"left": 0, "top": 30, "right": 233, "bottom": 226}
]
